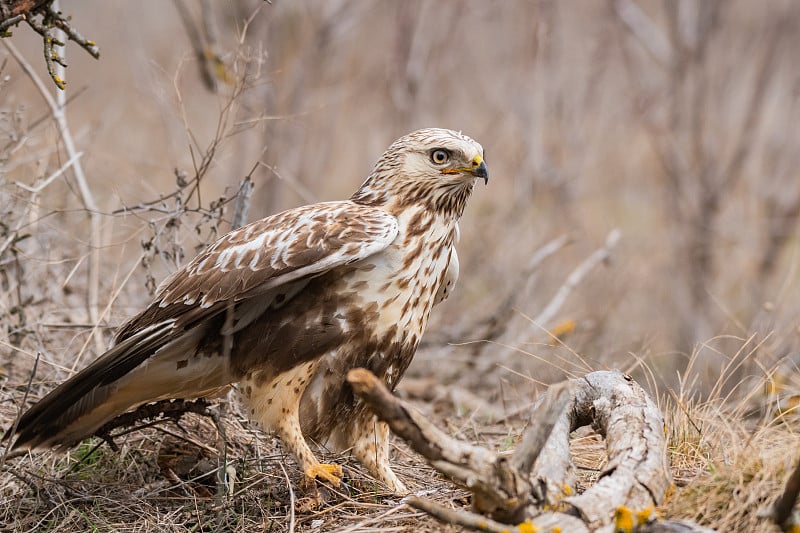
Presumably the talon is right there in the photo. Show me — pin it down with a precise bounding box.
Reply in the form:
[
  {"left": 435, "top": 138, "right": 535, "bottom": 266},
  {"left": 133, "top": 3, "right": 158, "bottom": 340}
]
[{"left": 304, "top": 463, "right": 342, "bottom": 486}]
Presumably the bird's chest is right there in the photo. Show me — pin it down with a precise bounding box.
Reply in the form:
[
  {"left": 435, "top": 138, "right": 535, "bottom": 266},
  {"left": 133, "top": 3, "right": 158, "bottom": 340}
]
[
  {"left": 298, "top": 214, "right": 455, "bottom": 440},
  {"left": 345, "top": 217, "right": 454, "bottom": 346}
]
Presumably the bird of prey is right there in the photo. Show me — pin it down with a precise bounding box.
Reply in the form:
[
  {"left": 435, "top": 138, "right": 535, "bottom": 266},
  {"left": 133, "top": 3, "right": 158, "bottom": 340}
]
[{"left": 9, "top": 128, "right": 487, "bottom": 492}]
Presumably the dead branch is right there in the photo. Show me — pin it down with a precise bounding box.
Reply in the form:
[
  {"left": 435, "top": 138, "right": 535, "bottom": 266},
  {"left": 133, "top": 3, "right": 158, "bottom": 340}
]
[
  {"left": 559, "top": 372, "right": 671, "bottom": 529},
  {"left": 533, "top": 229, "right": 620, "bottom": 328},
  {"left": 404, "top": 495, "right": 590, "bottom": 533},
  {"left": 611, "top": 0, "right": 671, "bottom": 66},
  {"left": 348, "top": 367, "right": 538, "bottom": 523},
  {"left": 349, "top": 368, "right": 695, "bottom": 531},
  {"left": 0, "top": 0, "right": 99, "bottom": 89},
  {"left": 420, "top": 233, "right": 570, "bottom": 350},
  {"left": 404, "top": 495, "right": 523, "bottom": 533},
  {"left": 230, "top": 175, "right": 254, "bottom": 230},
  {"left": 173, "top": 0, "right": 230, "bottom": 92}
]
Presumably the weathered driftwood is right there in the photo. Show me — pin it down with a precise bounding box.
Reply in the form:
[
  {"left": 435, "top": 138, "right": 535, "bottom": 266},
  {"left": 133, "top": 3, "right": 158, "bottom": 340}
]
[
  {"left": 348, "top": 369, "right": 715, "bottom": 532},
  {"left": 555, "top": 372, "right": 671, "bottom": 529}
]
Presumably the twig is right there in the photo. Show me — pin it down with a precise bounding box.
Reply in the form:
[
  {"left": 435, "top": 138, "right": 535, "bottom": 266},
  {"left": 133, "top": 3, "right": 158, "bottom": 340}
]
[
  {"left": 259, "top": 162, "right": 317, "bottom": 205},
  {"left": 208, "top": 398, "right": 231, "bottom": 514},
  {"left": 94, "top": 398, "right": 212, "bottom": 446},
  {"left": 53, "top": 1, "right": 104, "bottom": 358},
  {"left": 612, "top": 0, "right": 672, "bottom": 66},
  {"left": 533, "top": 229, "right": 620, "bottom": 327},
  {"left": 279, "top": 462, "right": 296, "bottom": 533},
  {"left": 0, "top": 13, "right": 23, "bottom": 33},
  {"left": 405, "top": 495, "right": 524, "bottom": 533},
  {"left": 423, "top": 233, "right": 571, "bottom": 349},
  {"left": 230, "top": 174, "right": 254, "bottom": 230},
  {"left": 2, "top": 0, "right": 99, "bottom": 88},
  {"left": 14, "top": 150, "right": 82, "bottom": 193},
  {"left": 473, "top": 233, "right": 571, "bottom": 343}
]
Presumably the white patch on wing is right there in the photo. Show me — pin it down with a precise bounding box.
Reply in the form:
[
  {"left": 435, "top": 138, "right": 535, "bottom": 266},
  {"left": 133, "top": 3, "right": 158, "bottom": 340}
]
[
  {"left": 196, "top": 207, "right": 399, "bottom": 308},
  {"left": 216, "top": 233, "right": 267, "bottom": 271}
]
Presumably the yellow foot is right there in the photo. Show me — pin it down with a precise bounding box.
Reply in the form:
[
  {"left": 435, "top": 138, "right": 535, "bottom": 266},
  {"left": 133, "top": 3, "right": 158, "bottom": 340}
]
[{"left": 304, "top": 463, "right": 343, "bottom": 486}]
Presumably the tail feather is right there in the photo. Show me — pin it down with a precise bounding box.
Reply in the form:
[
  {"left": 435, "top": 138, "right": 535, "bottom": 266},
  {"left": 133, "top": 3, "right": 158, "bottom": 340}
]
[{"left": 10, "top": 320, "right": 231, "bottom": 450}]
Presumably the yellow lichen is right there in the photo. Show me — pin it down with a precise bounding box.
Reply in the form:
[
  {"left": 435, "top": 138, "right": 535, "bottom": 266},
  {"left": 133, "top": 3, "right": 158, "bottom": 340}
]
[
  {"left": 635, "top": 504, "right": 656, "bottom": 525},
  {"left": 516, "top": 519, "right": 540, "bottom": 533},
  {"left": 548, "top": 319, "right": 576, "bottom": 344},
  {"left": 614, "top": 506, "right": 634, "bottom": 533}
]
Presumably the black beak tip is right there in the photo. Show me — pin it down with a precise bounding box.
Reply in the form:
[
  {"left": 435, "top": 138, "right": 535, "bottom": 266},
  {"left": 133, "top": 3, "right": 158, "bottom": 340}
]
[{"left": 474, "top": 161, "right": 488, "bottom": 185}]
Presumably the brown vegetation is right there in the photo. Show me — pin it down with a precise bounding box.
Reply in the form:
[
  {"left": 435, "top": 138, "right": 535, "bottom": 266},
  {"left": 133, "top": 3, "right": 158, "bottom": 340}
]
[{"left": 2, "top": 1, "right": 800, "bottom": 531}]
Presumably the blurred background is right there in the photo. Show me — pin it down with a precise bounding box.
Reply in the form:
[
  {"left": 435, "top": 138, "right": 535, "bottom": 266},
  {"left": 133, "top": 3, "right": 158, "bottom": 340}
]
[{"left": 3, "top": 0, "right": 800, "bottom": 406}]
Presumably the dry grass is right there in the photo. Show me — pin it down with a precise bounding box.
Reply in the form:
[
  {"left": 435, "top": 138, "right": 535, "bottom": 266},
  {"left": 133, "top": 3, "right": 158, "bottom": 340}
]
[{"left": 2, "top": 1, "right": 800, "bottom": 531}]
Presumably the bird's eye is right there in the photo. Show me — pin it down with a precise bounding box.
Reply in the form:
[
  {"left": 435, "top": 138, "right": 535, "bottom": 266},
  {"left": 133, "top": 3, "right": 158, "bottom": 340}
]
[{"left": 430, "top": 149, "right": 450, "bottom": 165}]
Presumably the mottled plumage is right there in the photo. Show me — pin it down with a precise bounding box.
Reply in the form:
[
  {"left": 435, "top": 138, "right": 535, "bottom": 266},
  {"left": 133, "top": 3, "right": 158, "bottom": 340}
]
[{"left": 9, "top": 128, "right": 487, "bottom": 492}]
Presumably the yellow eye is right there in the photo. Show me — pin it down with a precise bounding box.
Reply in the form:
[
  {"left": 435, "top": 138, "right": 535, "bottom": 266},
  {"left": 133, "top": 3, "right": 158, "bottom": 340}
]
[{"left": 430, "top": 149, "right": 450, "bottom": 165}]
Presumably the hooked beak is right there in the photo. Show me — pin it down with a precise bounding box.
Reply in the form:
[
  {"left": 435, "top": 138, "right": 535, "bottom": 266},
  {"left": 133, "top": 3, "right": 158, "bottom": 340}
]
[
  {"left": 442, "top": 154, "right": 489, "bottom": 185},
  {"left": 472, "top": 159, "right": 488, "bottom": 185}
]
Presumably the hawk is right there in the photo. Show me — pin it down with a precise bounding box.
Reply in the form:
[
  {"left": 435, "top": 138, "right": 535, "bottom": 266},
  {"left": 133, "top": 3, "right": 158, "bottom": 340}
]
[{"left": 9, "top": 128, "right": 487, "bottom": 492}]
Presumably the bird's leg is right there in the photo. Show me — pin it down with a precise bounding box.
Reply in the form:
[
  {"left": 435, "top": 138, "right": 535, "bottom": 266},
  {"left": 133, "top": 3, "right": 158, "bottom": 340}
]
[
  {"left": 241, "top": 363, "right": 341, "bottom": 487},
  {"left": 276, "top": 413, "right": 342, "bottom": 487},
  {"left": 350, "top": 415, "right": 407, "bottom": 493}
]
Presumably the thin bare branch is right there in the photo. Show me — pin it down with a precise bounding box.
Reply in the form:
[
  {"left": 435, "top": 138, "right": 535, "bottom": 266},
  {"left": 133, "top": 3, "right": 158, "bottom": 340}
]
[
  {"left": 230, "top": 175, "right": 254, "bottom": 230},
  {"left": 533, "top": 229, "right": 620, "bottom": 327},
  {"left": 612, "top": 0, "right": 672, "bottom": 65}
]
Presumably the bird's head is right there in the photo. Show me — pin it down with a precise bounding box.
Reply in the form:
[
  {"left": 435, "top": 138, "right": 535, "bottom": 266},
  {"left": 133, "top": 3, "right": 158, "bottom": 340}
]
[{"left": 351, "top": 128, "right": 487, "bottom": 218}]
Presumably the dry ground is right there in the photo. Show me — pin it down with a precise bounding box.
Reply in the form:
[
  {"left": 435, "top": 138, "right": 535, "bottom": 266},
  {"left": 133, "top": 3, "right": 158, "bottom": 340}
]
[{"left": 2, "top": 1, "right": 800, "bottom": 531}]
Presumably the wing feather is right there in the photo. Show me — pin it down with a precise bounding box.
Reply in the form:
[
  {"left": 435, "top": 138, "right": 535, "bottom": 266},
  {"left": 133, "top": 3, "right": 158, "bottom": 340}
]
[
  {"left": 116, "top": 200, "right": 398, "bottom": 342},
  {"left": 12, "top": 201, "right": 398, "bottom": 450}
]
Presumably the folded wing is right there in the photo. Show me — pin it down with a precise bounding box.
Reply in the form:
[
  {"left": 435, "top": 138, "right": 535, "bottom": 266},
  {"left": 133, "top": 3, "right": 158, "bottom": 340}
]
[{"left": 11, "top": 201, "right": 399, "bottom": 450}]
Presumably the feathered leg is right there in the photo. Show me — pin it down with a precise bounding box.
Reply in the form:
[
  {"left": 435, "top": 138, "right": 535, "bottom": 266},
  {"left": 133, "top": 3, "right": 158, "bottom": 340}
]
[
  {"left": 241, "top": 362, "right": 342, "bottom": 486},
  {"left": 349, "top": 413, "right": 407, "bottom": 493}
]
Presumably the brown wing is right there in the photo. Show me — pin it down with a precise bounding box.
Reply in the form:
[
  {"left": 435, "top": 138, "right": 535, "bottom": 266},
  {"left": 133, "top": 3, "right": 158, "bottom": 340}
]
[
  {"left": 116, "top": 201, "right": 398, "bottom": 339},
  {"left": 11, "top": 201, "right": 398, "bottom": 450}
]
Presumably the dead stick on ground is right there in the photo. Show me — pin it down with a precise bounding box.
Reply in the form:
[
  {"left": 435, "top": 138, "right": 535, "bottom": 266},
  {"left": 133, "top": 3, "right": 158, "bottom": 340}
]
[
  {"left": 510, "top": 381, "right": 573, "bottom": 475},
  {"left": 349, "top": 368, "right": 675, "bottom": 531},
  {"left": 348, "top": 368, "right": 569, "bottom": 524},
  {"left": 404, "top": 495, "right": 525, "bottom": 533}
]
